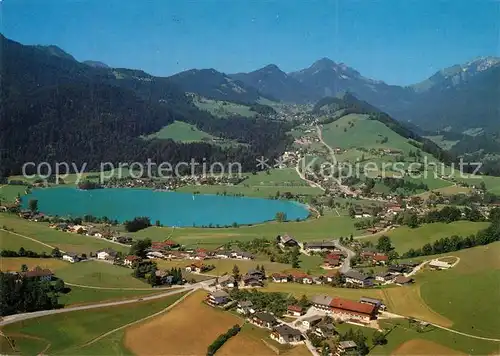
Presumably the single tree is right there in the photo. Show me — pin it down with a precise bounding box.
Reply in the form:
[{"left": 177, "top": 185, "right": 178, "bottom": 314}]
[
  {"left": 54, "top": 279, "right": 65, "bottom": 293},
  {"left": 372, "top": 331, "right": 387, "bottom": 345},
  {"left": 21, "top": 264, "right": 28, "bottom": 272},
  {"left": 232, "top": 264, "right": 241, "bottom": 282},
  {"left": 28, "top": 199, "right": 38, "bottom": 213}
]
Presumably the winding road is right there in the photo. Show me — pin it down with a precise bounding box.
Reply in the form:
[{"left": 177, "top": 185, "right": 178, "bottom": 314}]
[{"left": 0, "top": 279, "right": 214, "bottom": 327}]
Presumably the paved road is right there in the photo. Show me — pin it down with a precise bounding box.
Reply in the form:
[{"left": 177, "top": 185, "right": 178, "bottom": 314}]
[
  {"left": 332, "top": 239, "right": 356, "bottom": 273},
  {"left": 0, "top": 279, "right": 214, "bottom": 326},
  {"left": 315, "top": 125, "right": 356, "bottom": 197}
]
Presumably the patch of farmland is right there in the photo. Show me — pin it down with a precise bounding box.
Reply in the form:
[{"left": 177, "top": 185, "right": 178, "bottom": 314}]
[{"left": 124, "top": 290, "right": 242, "bottom": 355}]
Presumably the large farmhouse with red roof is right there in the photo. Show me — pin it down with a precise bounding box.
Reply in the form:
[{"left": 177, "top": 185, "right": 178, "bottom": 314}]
[{"left": 311, "top": 295, "right": 378, "bottom": 322}]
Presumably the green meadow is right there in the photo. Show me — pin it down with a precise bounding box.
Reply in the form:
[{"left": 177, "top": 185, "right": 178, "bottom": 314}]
[
  {"left": 142, "top": 120, "right": 218, "bottom": 142},
  {"left": 1, "top": 292, "right": 187, "bottom": 355},
  {"left": 0, "top": 229, "right": 52, "bottom": 253},
  {"left": 193, "top": 97, "right": 256, "bottom": 118},
  {"left": 177, "top": 168, "right": 323, "bottom": 198},
  {"left": 418, "top": 242, "right": 500, "bottom": 339},
  {"left": 0, "top": 185, "right": 27, "bottom": 203},
  {"left": 133, "top": 213, "right": 361, "bottom": 248},
  {"left": 361, "top": 221, "right": 490, "bottom": 254},
  {"left": 58, "top": 286, "right": 165, "bottom": 306},
  {"left": 54, "top": 261, "right": 151, "bottom": 288},
  {"left": 0, "top": 213, "right": 129, "bottom": 254}
]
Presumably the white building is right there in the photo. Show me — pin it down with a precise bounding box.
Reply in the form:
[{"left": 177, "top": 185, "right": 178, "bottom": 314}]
[{"left": 62, "top": 253, "right": 80, "bottom": 263}]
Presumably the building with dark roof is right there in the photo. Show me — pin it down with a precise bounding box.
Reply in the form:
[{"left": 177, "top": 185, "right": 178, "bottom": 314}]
[{"left": 271, "top": 325, "right": 303, "bottom": 344}]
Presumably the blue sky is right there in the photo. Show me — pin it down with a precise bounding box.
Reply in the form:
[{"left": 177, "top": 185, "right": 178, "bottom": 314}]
[{"left": 2, "top": 0, "right": 499, "bottom": 85}]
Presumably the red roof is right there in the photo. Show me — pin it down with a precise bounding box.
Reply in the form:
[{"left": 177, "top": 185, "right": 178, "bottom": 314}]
[
  {"left": 152, "top": 242, "right": 170, "bottom": 249},
  {"left": 163, "top": 240, "right": 178, "bottom": 246},
  {"left": 188, "top": 261, "right": 205, "bottom": 268},
  {"left": 324, "top": 259, "right": 340, "bottom": 266},
  {"left": 326, "top": 252, "right": 343, "bottom": 259},
  {"left": 373, "top": 254, "right": 388, "bottom": 261},
  {"left": 125, "top": 255, "right": 140, "bottom": 261},
  {"left": 290, "top": 271, "right": 311, "bottom": 279},
  {"left": 287, "top": 305, "right": 303, "bottom": 313},
  {"left": 330, "top": 298, "right": 376, "bottom": 316}
]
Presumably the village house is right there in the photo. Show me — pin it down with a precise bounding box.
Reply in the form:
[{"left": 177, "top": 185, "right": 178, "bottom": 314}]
[
  {"left": 124, "top": 255, "right": 141, "bottom": 267},
  {"left": 330, "top": 297, "right": 377, "bottom": 322},
  {"left": 311, "top": 295, "right": 334, "bottom": 311},
  {"left": 114, "top": 235, "right": 133, "bottom": 244},
  {"left": 185, "top": 261, "right": 208, "bottom": 273},
  {"left": 147, "top": 251, "right": 165, "bottom": 259},
  {"left": 359, "top": 297, "right": 386, "bottom": 311},
  {"left": 290, "top": 271, "right": 313, "bottom": 284},
  {"left": 304, "top": 241, "right": 338, "bottom": 252},
  {"left": 276, "top": 235, "right": 300, "bottom": 248},
  {"left": 155, "top": 270, "right": 174, "bottom": 285},
  {"left": 214, "top": 251, "right": 232, "bottom": 259},
  {"left": 242, "top": 274, "right": 264, "bottom": 287},
  {"left": 344, "top": 270, "right": 374, "bottom": 287},
  {"left": 70, "top": 225, "right": 87, "bottom": 234},
  {"left": 301, "top": 315, "right": 323, "bottom": 329},
  {"left": 375, "top": 271, "right": 394, "bottom": 283},
  {"left": 193, "top": 248, "right": 212, "bottom": 260},
  {"left": 208, "top": 290, "right": 230, "bottom": 306},
  {"left": 163, "top": 239, "right": 180, "bottom": 249},
  {"left": 232, "top": 251, "right": 254, "bottom": 260},
  {"left": 247, "top": 269, "right": 266, "bottom": 280},
  {"left": 387, "top": 265, "right": 407, "bottom": 275},
  {"left": 217, "top": 274, "right": 236, "bottom": 288},
  {"left": 372, "top": 254, "right": 389, "bottom": 265},
  {"left": 360, "top": 248, "right": 377, "bottom": 259},
  {"left": 251, "top": 312, "right": 278, "bottom": 329},
  {"left": 22, "top": 268, "right": 54, "bottom": 281},
  {"left": 336, "top": 340, "right": 358, "bottom": 356},
  {"left": 323, "top": 255, "right": 341, "bottom": 268},
  {"left": 96, "top": 248, "right": 118, "bottom": 260},
  {"left": 270, "top": 325, "right": 303, "bottom": 344},
  {"left": 62, "top": 252, "right": 81, "bottom": 263},
  {"left": 429, "top": 260, "right": 452, "bottom": 270},
  {"left": 314, "top": 321, "right": 337, "bottom": 338},
  {"left": 236, "top": 300, "right": 255, "bottom": 315},
  {"left": 325, "top": 270, "right": 340, "bottom": 283},
  {"left": 394, "top": 276, "right": 414, "bottom": 286},
  {"left": 271, "top": 273, "right": 289, "bottom": 283},
  {"left": 287, "top": 305, "right": 305, "bottom": 317},
  {"left": 354, "top": 208, "right": 372, "bottom": 219}
]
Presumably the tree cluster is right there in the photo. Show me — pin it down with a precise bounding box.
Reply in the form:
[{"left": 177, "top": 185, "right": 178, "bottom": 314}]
[
  {"left": 129, "top": 238, "right": 152, "bottom": 258},
  {"left": 1, "top": 247, "right": 52, "bottom": 258},
  {"left": 77, "top": 180, "right": 102, "bottom": 190},
  {"left": 229, "top": 289, "right": 298, "bottom": 317},
  {"left": 339, "top": 328, "right": 369, "bottom": 355},
  {"left": 0, "top": 272, "right": 61, "bottom": 316},
  {"left": 403, "top": 217, "right": 500, "bottom": 258},
  {"left": 206, "top": 324, "right": 241, "bottom": 356},
  {"left": 124, "top": 217, "right": 151, "bottom": 233}
]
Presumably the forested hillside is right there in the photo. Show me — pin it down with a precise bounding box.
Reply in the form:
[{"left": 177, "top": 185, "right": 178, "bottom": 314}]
[{"left": 0, "top": 35, "right": 290, "bottom": 176}]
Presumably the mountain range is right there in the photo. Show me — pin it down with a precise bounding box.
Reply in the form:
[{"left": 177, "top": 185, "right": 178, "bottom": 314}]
[
  {"left": 1, "top": 33, "right": 498, "bottom": 178},
  {"left": 0, "top": 35, "right": 292, "bottom": 176},
  {"left": 171, "top": 57, "right": 499, "bottom": 132}
]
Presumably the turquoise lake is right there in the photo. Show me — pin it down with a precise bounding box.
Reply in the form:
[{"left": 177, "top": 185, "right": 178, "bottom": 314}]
[{"left": 22, "top": 188, "right": 309, "bottom": 226}]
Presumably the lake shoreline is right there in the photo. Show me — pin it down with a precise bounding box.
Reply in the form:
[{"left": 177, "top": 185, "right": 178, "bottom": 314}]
[{"left": 21, "top": 187, "right": 311, "bottom": 227}]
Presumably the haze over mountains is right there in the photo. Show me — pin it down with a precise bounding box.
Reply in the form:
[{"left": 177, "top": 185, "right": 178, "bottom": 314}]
[{"left": 200, "top": 57, "right": 499, "bottom": 132}]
